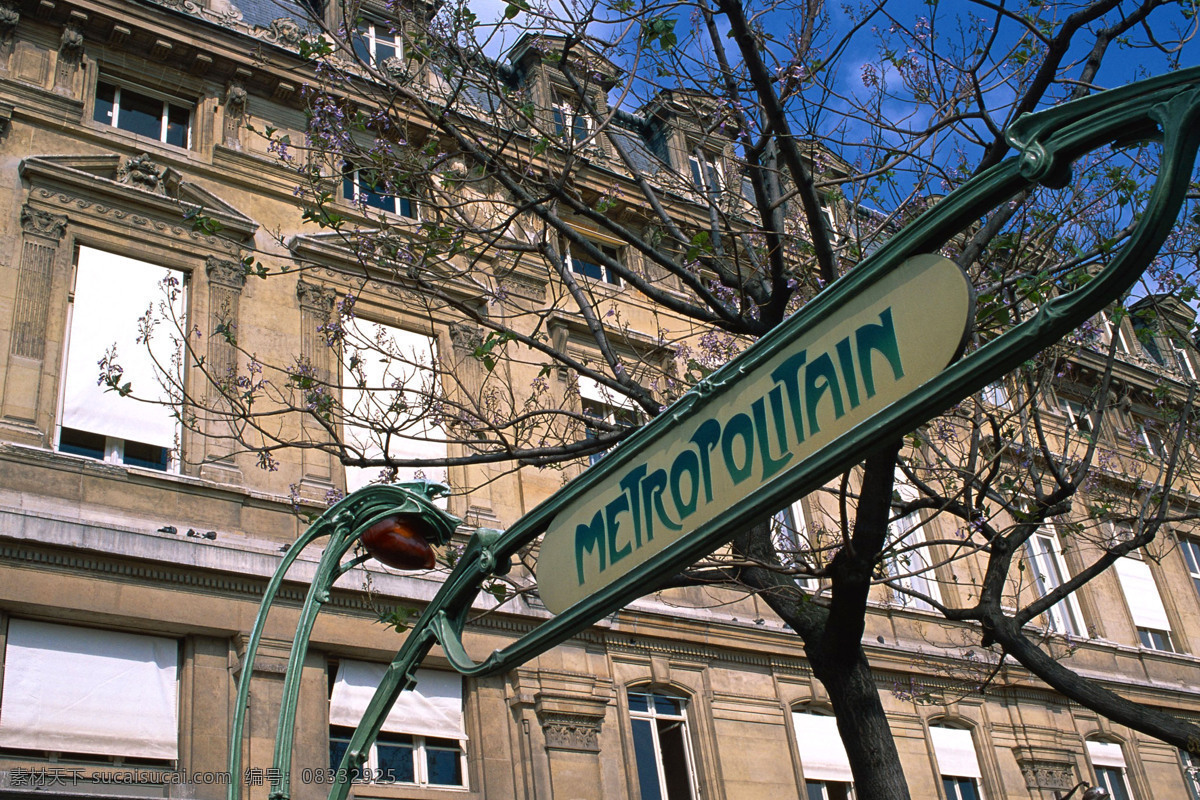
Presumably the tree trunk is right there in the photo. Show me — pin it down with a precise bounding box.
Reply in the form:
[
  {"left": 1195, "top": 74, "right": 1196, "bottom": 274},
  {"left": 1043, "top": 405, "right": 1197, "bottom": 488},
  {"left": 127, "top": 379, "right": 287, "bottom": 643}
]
[{"left": 810, "top": 646, "right": 911, "bottom": 800}]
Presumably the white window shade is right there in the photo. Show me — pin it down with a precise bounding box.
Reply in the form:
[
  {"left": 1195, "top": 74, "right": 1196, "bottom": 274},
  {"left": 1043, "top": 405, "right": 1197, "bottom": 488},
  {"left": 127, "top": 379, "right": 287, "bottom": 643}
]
[
  {"left": 329, "top": 660, "right": 466, "bottom": 741},
  {"left": 1115, "top": 557, "right": 1171, "bottom": 631},
  {"left": 792, "top": 712, "right": 853, "bottom": 782},
  {"left": 931, "top": 726, "right": 982, "bottom": 778},
  {"left": 341, "top": 320, "right": 447, "bottom": 493},
  {"left": 0, "top": 619, "right": 178, "bottom": 759},
  {"left": 578, "top": 376, "right": 634, "bottom": 409},
  {"left": 61, "top": 247, "right": 184, "bottom": 449},
  {"left": 1088, "top": 740, "right": 1128, "bottom": 768}
]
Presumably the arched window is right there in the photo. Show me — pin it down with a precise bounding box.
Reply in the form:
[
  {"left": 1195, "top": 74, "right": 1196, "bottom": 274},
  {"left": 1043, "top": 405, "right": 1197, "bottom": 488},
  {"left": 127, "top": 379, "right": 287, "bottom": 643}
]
[
  {"left": 791, "top": 706, "right": 852, "bottom": 799},
  {"left": 929, "top": 723, "right": 983, "bottom": 800},
  {"left": 627, "top": 689, "right": 699, "bottom": 800},
  {"left": 1087, "top": 739, "right": 1134, "bottom": 800}
]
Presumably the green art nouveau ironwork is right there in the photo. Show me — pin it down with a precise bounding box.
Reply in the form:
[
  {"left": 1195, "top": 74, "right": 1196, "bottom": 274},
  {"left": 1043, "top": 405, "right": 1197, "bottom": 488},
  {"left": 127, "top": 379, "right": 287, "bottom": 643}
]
[{"left": 228, "top": 67, "right": 1200, "bottom": 800}]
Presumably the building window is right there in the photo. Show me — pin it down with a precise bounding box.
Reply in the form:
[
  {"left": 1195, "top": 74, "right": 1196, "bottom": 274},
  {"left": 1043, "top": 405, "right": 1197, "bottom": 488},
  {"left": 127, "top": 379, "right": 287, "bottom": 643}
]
[
  {"left": 328, "top": 660, "right": 466, "bottom": 788},
  {"left": 1088, "top": 740, "right": 1134, "bottom": 800},
  {"left": 58, "top": 246, "right": 184, "bottom": 472},
  {"left": 1055, "top": 396, "right": 1094, "bottom": 434},
  {"left": 930, "top": 725, "right": 983, "bottom": 800},
  {"left": 980, "top": 381, "right": 1012, "bottom": 410},
  {"left": 1023, "top": 524, "right": 1084, "bottom": 636},
  {"left": 568, "top": 239, "right": 622, "bottom": 284},
  {"left": 353, "top": 19, "right": 401, "bottom": 66},
  {"left": 552, "top": 96, "right": 592, "bottom": 143},
  {"left": 1132, "top": 419, "right": 1165, "bottom": 459},
  {"left": 1093, "top": 309, "right": 1132, "bottom": 354},
  {"left": 773, "top": 498, "right": 818, "bottom": 591},
  {"left": 1180, "top": 749, "right": 1200, "bottom": 800},
  {"left": 1170, "top": 338, "right": 1197, "bottom": 379},
  {"left": 93, "top": 81, "right": 191, "bottom": 148},
  {"left": 886, "top": 472, "right": 940, "bottom": 611},
  {"left": 791, "top": 709, "right": 853, "bottom": 799},
  {"left": 688, "top": 154, "right": 724, "bottom": 196},
  {"left": 627, "top": 690, "right": 698, "bottom": 800},
  {"left": 579, "top": 376, "right": 637, "bottom": 466},
  {"left": 0, "top": 619, "right": 179, "bottom": 760},
  {"left": 1114, "top": 555, "right": 1176, "bottom": 652},
  {"left": 340, "top": 319, "right": 446, "bottom": 494},
  {"left": 342, "top": 163, "right": 418, "bottom": 218},
  {"left": 1179, "top": 537, "right": 1200, "bottom": 598}
]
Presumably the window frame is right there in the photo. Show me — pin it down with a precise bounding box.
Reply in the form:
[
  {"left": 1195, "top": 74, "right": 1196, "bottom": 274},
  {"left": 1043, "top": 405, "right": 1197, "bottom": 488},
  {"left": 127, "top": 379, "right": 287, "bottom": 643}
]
[
  {"left": 328, "top": 725, "right": 466, "bottom": 788},
  {"left": 626, "top": 689, "right": 700, "bottom": 800},
  {"left": 1023, "top": 523, "right": 1085, "bottom": 637},
  {"left": 55, "top": 245, "right": 186, "bottom": 473},
  {"left": 92, "top": 79, "right": 192, "bottom": 149},
  {"left": 1087, "top": 740, "right": 1135, "bottom": 800},
  {"left": 929, "top": 724, "right": 985, "bottom": 800},
  {"left": 688, "top": 153, "right": 724, "bottom": 197},
  {"left": 886, "top": 473, "right": 941, "bottom": 611},
  {"left": 1179, "top": 537, "right": 1200, "bottom": 599},
  {"left": 552, "top": 94, "right": 593, "bottom": 144},
  {"left": 339, "top": 317, "right": 447, "bottom": 494},
  {"left": 567, "top": 238, "right": 623, "bottom": 285},
  {"left": 342, "top": 162, "right": 419, "bottom": 219},
  {"left": 773, "top": 498, "right": 819, "bottom": 591},
  {"left": 352, "top": 18, "right": 402, "bottom": 67}
]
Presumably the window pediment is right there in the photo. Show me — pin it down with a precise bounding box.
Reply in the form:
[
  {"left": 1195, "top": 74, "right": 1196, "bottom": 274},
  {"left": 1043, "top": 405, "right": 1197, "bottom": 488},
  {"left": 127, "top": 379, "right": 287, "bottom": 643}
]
[{"left": 20, "top": 153, "right": 257, "bottom": 245}]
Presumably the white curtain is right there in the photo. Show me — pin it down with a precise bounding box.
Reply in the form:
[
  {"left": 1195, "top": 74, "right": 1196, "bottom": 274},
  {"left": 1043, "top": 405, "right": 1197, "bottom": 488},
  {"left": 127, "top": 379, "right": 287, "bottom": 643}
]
[
  {"left": 61, "top": 247, "right": 183, "bottom": 449},
  {"left": 931, "top": 726, "right": 982, "bottom": 778},
  {"left": 0, "top": 619, "right": 179, "bottom": 759},
  {"left": 329, "top": 660, "right": 466, "bottom": 741},
  {"left": 1114, "top": 557, "right": 1172, "bottom": 630},
  {"left": 341, "top": 320, "right": 447, "bottom": 493},
  {"left": 792, "top": 711, "right": 853, "bottom": 782}
]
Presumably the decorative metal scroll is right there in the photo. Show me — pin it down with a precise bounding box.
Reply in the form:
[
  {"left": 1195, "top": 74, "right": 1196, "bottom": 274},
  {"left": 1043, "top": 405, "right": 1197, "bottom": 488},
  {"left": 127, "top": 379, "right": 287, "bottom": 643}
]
[{"left": 228, "top": 67, "right": 1200, "bottom": 800}]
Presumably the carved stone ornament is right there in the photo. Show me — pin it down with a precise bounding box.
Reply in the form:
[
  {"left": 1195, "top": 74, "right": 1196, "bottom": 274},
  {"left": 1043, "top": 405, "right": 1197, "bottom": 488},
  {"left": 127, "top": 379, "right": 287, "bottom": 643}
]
[
  {"left": 116, "top": 153, "right": 167, "bottom": 193},
  {"left": 58, "top": 21, "right": 83, "bottom": 55},
  {"left": 20, "top": 204, "right": 67, "bottom": 241},
  {"left": 225, "top": 80, "right": 248, "bottom": 115},
  {"left": 1018, "top": 761, "right": 1076, "bottom": 791},
  {"left": 449, "top": 322, "right": 484, "bottom": 353},
  {"left": 263, "top": 17, "right": 304, "bottom": 47},
  {"left": 539, "top": 713, "right": 601, "bottom": 753},
  {"left": 0, "top": 2, "right": 20, "bottom": 31},
  {"left": 296, "top": 279, "right": 335, "bottom": 313},
  {"left": 206, "top": 256, "right": 247, "bottom": 289},
  {"left": 379, "top": 55, "right": 407, "bottom": 80}
]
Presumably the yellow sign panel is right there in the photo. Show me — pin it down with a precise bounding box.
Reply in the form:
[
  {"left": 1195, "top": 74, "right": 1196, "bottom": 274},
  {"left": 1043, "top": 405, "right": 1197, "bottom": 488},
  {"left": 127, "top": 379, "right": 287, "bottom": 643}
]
[{"left": 537, "top": 254, "right": 973, "bottom": 614}]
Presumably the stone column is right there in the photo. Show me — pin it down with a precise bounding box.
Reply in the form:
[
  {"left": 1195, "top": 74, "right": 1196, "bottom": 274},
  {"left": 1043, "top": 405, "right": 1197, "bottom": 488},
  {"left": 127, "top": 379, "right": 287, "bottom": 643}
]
[
  {"left": 2, "top": 205, "right": 67, "bottom": 443},
  {"left": 296, "top": 279, "right": 337, "bottom": 500},
  {"left": 536, "top": 695, "right": 608, "bottom": 800},
  {"left": 199, "top": 257, "right": 246, "bottom": 484},
  {"left": 53, "top": 19, "right": 83, "bottom": 97}
]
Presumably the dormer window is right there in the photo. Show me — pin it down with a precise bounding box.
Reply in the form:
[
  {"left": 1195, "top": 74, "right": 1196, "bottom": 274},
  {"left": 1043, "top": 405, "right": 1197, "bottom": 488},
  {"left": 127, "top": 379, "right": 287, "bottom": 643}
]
[
  {"left": 353, "top": 19, "right": 401, "bottom": 67},
  {"left": 688, "top": 153, "right": 723, "bottom": 196},
  {"left": 552, "top": 96, "right": 592, "bottom": 144}
]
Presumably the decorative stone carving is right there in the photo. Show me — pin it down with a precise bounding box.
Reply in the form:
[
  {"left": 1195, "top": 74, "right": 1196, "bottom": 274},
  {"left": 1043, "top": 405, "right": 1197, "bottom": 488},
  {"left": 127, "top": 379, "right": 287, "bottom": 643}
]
[
  {"left": 117, "top": 153, "right": 167, "bottom": 193},
  {"left": 206, "top": 256, "right": 247, "bottom": 289},
  {"left": 20, "top": 204, "right": 67, "bottom": 241},
  {"left": 264, "top": 17, "right": 304, "bottom": 47},
  {"left": 296, "top": 279, "right": 335, "bottom": 314},
  {"left": 0, "top": 1, "right": 20, "bottom": 69},
  {"left": 449, "top": 322, "right": 484, "bottom": 353},
  {"left": 539, "top": 712, "right": 601, "bottom": 753},
  {"left": 223, "top": 80, "right": 247, "bottom": 149},
  {"left": 1018, "top": 760, "right": 1076, "bottom": 791},
  {"left": 54, "top": 21, "right": 83, "bottom": 94}
]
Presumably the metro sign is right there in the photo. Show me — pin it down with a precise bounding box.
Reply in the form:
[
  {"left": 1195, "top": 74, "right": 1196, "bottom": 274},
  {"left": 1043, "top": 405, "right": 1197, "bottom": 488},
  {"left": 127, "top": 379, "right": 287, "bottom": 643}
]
[{"left": 538, "top": 254, "right": 972, "bottom": 613}]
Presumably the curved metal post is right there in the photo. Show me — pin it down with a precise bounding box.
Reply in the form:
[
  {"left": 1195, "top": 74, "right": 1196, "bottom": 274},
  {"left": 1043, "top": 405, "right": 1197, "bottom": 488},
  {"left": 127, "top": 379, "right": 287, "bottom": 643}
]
[{"left": 226, "top": 69, "right": 1200, "bottom": 800}]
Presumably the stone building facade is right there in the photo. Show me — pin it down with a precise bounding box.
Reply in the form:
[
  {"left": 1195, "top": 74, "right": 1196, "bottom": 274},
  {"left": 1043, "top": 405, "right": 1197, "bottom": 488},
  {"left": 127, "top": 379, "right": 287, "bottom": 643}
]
[{"left": 0, "top": 0, "right": 1198, "bottom": 799}]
